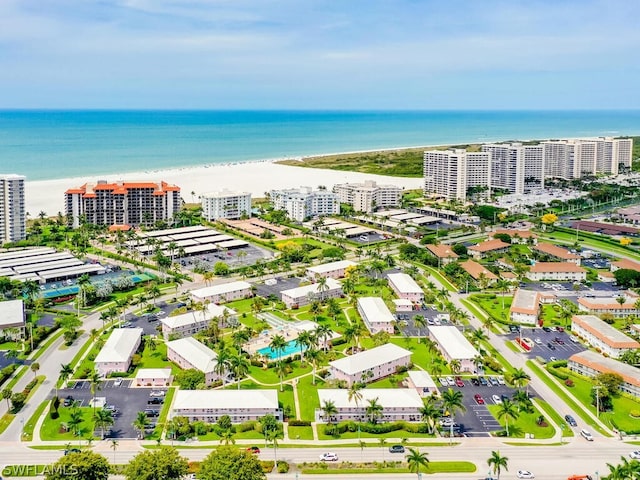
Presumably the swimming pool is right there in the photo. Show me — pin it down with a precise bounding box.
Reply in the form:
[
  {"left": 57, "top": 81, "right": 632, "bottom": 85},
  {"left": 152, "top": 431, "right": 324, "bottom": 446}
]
[{"left": 258, "top": 340, "right": 306, "bottom": 360}]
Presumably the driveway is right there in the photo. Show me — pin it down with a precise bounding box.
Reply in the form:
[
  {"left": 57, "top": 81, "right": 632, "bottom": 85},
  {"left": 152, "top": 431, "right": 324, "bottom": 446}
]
[{"left": 506, "top": 328, "right": 585, "bottom": 362}]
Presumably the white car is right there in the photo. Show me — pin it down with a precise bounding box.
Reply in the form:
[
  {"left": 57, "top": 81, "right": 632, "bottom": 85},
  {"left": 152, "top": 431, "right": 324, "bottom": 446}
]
[
  {"left": 517, "top": 471, "right": 535, "bottom": 479},
  {"left": 534, "top": 338, "right": 542, "bottom": 345},
  {"left": 439, "top": 377, "right": 448, "bottom": 387},
  {"left": 492, "top": 395, "right": 502, "bottom": 404},
  {"left": 446, "top": 376, "right": 455, "bottom": 386},
  {"left": 113, "top": 378, "right": 123, "bottom": 387},
  {"left": 630, "top": 451, "right": 640, "bottom": 459},
  {"left": 580, "top": 429, "right": 594, "bottom": 441},
  {"left": 320, "top": 452, "right": 339, "bottom": 461},
  {"left": 496, "top": 377, "right": 505, "bottom": 385}
]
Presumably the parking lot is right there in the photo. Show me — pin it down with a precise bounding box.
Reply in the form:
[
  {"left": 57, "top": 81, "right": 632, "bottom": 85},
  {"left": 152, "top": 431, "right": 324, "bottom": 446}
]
[
  {"left": 395, "top": 307, "right": 450, "bottom": 337},
  {"left": 254, "top": 276, "right": 305, "bottom": 299},
  {"left": 349, "top": 232, "right": 389, "bottom": 245},
  {"left": 122, "top": 301, "right": 182, "bottom": 335},
  {"left": 506, "top": 327, "right": 585, "bottom": 362},
  {"left": 438, "top": 376, "right": 538, "bottom": 437},
  {"left": 61, "top": 379, "right": 167, "bottom": 439},
  {"left": 178, "top": 245, "right": 273, "bottom": 271}
]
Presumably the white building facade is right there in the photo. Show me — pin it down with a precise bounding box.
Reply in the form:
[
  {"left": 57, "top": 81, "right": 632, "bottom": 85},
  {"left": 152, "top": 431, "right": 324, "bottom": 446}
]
[
  {"left": 428, "top": 326, "right": 480, "bottom": 372},
  {"left": 94, "top": 328, "right": 143, "bottom": 377},
  {"left": 0, "top": 174, "right": 26, "bottom": 244},
  {"left": 166, "top": 337, "right": 224, "bottom": 385},
  {"left": 568, "top": 350, "right": 640, "bottom": 399},
  {"left": 201, "top": 190, "right": 252, "bottom": 220},
  {"left": 328, "top": 343, "right": 412, "bottom": 386},
  {"left": 316, "top": 388, "right": 423, "bottom": 423},
  {"left": 281, "top": 278, "right": 343, "bottom": 309},
  {"left": 160, "top": 304, "right": 237, "bottom": 340},
  {"left": 332, "top": 180, "right": 402, "bottom": 213},
  {"left": 387, "top": 272, "right": 424, "bottom": 303},
  {"left": 171, "top": 390, "right": 282, "bottom": 423},
  {"left": 190, "top": 281, "right": 253, "bottom": 304},
  {"left": 423, "top": 150, "right": 491, "bottom": 202},
  {"left": 306, "top": 260, "right": 357, "bottom": 280},
  {"left": 571, "top": 315, "right": 640, "bottom": 359},
  {"left": 357, "top": 297, "right": 395, "bottom": 334},
  {"left": 270, "top": 187, "right": 339, "bottom": 222}
]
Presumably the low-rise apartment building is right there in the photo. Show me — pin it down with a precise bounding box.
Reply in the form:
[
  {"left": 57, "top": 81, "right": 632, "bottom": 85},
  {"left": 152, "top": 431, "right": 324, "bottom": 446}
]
[
  {"left": 577, "top": 291, "right": 640, "bottom": 318},
  {"left": 357, "top": 297, "right": 395, "bottom": 334},
  {"left": 201, "top": 190, "right": 252, "bottom": 220},
  {"left": 489, "top": 229, "right": 538, "bottom": 245},
  {"left": 315, "top": 388, "right": 423, "bottom": 423},
  {"left": 425, "top": 244, "right": 458, "bottom": 265},
  {"left": 160, "top": 303, "right": 237, "bottom": 340},
  {"left": 190, "top": 281, "right": 253, "bottom": 304},
  {"left": 468, "top": 239, "right": 510, "bottom": 259},
  {"left": 306, "top": 260, "right": 357, "bottom": 280},
  {"left": 428, "top": 326, "right": 479, "bottom": 373},
  {"left": 568, "top": 350, "right": 640, "bottom": 399},
  {"left": 0, "top": 299, "right": 26, "bottom": 339},
  {"left": 459, "top": 260, "right": 498, "bottom": 286},
  {"left": 571, "top": 315, "right": 640, "bottom": 359},
  {"left": 94, "top": 328, "right": 143, "bottom": 377},
  {"left": 281, "top": 278, "right": 343, "bottom": 309},
  {"left": 509, "top": 289, "right": 541, "bottom": 325},
  {"left": 387, "top": 272, "right": 424, "bottom": 303},
  {"left": 171, "top": 390, "right": 282, "bottom": 423},
  {"left": 167, "top": 337, "right": 224, "bottom": 386},
  {"left": 134, "top": 368, "right": 173, "bottom": 387},
  {"left": 533, "top": 242, "right": 581, "bottom": 265},
  {"left": 528, "top": 262, "right": 587, "bottom": 282},
  {"left": 332, "top": 180, "right": 402, "bottom": 213},
  {"left": 329, "top": 343, "right": 412, "bottom": 386},
  {"left": 610, "top": 258, "right": 640, "bottom": 273}
]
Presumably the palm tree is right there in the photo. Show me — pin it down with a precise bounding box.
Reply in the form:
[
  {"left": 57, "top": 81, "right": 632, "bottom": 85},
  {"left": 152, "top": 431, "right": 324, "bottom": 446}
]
[
  {"left": 269, "top": 334, "right": 287, "bottom": 362},
  {"left": 441, "top": 388, "right": 465, "bottom": 445},
  {"left": 496, "top": 399, "right": 519, "bottom": 436},
  {"left": 133, "top": 411, "right": 150, "bottom": 439},
  {"left": 406, "top": 448, "right": 430, "bottom": 479},
  {"left": 229, "top": 353, "right": 250, "bottom": 390},
  {"left": 110, "top": 439, "right": 118, "bottom": 464},
  {"left": 344, "top": 322, "right": 364, "bottom": 353},
  {"left": 413, "top": 314, "right": 427, "bottom": 337},
  {"left": 314, "top": 324, "right": 332, "bottom": 352},
  {"left": 219, "top": 429, "right": 235, "bottom": 445},
  {"left": 487, "top": 450, "right": 509, "bottom": 480},
  {"left": 321, "top": 399, "right": 338, "bottom": 424},
  {"left": 419, "top": 396, "right": 440, "bottom": 434},
  {"left": 365, "top": 397, "right": 384, "bottom": 424},
  {"left": 510, "top": 368, "right": 531, "bottom": 393},
  {"left": 306, "top": 347, "right": 323, "bottom": 385},
  {"left": 315, "top": 275, "right": 329, "bottom": 302},
  {"left": 88, "top": 371, "right": 102, "bottom": 413},
  {"left": 68, "top": 408, "right": 84, "bottom": 436},
  {"left": 348, "top": 382, "right": 364, "bottom": 425},
  {"left": 30, "top": 362, "right": 40, "bottom": 379},
  {"left": 93, "top": 408, "right": 114, "bottom": 439},
  {"left": 295, "top": 330, "right": 313, "bottom": 362},
  {"left": 495, "top": 278, "right": 511, "bottom": 309},
  {"left": 449, "top": 359, "right": 461, "bottom": 376}
]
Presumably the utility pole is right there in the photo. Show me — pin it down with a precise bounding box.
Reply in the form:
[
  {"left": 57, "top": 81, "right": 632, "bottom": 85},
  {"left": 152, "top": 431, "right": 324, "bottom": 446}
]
[{"left": 594, "top": 385, "right": 601, "bottom": 418}]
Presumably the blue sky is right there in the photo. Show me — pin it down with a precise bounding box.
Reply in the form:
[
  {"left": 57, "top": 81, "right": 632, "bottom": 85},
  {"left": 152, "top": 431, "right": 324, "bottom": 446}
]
[{"left": 0, "top": 0, "right": 639, "bottom": 109}]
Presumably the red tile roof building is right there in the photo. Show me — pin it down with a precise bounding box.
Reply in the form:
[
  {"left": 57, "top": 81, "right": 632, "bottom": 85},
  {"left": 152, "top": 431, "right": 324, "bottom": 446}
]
[{"left": 65, "top": 180, "right": 181, "bottom": 229}]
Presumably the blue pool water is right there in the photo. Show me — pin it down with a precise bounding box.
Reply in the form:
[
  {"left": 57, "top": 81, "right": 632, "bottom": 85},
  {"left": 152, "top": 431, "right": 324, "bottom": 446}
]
[{"left": 258, "top": 340, "right": 306, "bottom": 360}]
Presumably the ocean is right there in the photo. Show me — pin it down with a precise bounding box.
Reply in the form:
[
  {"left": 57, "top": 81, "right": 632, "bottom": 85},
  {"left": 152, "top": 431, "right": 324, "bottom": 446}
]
[{"left": 1, "top": 110, "right": 639, "bottom": 181}]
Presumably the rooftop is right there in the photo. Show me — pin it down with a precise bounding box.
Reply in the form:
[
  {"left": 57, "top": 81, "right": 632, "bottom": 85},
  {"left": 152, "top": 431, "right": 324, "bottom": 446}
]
[
  {"left": 94, "top": 328, "right": 143, "bottom": 364},
  {"left": 468, "top": 239, "right": 510, "bottom": 253},
  {"left": 429, "top": 326, "right": 479, "bottom": 360},
  {"left": 318, "top": 388, "right": 423, "bottom": 409},
  {"left": 172, "top": 389, "right": 279, "bottom": 411},
  {"left": 306, "top": 260, "right": 358, "bottom": 275},
  {"left": 191, "top": 281, "right": 252, "bottom": 300},
  {"left": 0, "top": 299, "right": 25, "bottom": 329},
  {"left": 161, "top": 304, "right": 236, "bottom": 329},
  {"left": 134, "top": 368, "right": 172, "bottom": 379},
  {"left": 281, "top": 277, "right": 342, "bottom": 299},
  {"left": 572, "top": 315, "right": 640, "bottom": 349},
  {"left": 426, "top": 244, "right": 458, "bottom": 259},
  {"left": 357, "top": 297, "right": 395, "bottom": 324},
  {"left": 459, "top": 260, "right": 498, "bottom": 281},
  {"left": 612, "top": 258, "right": 640, "bottom": 272},
  {"left": 166, "top": 337, "right": 218, "bottom": 373},
  {"left": 510, "top": 289, "right": 541, "bottom": 315},
  {"left": 569, "top": 350, "right": 640, "bottom": 388},
  {"left": 386, "top": 272, "right": 423, "bottom": 294},
  {"left": 329, "top": 343, "right": 411, "bottom": 375},
  {"left": 534, "top": 242, "right": 581, "bottom": 260},
  {"left": 407, "top": 370, "right": 438, "bottom": 390},
  {"left": 529, "top": 262, "right": 586, "bottom": 273},
  {"left": 492, "top": 228, "right": 537, "bottom": 239}
]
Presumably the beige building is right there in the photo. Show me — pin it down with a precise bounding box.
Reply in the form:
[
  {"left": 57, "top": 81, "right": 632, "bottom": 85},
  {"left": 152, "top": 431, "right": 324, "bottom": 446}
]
[
  {"left": 425, "top": 244, "right": 458, "bottom": 265},
  {"left": 167, "top": 337, "right": 225, "bottom": 386},
  {"left": 281, "top": 278, "right": 343, "bottom": 309},
  {"left": 468, "top": 239, "right": 510, "bottom": 259},
  {"left": 571, "top": 315, "right": 640, "bottom": 359},
  {"left": 428, "top": 326, "right": 479, "bottom": 373},
  {"left": 316, "top": 388, "right": 423, "bottom": 423},
  {"left": 306, "top": 260, "right": 357, "bottom": 280},
  {"left": 528, "top": 262, "right": 586, "bottom": 281},
  {"left": 190, "top": 281, "right": 253, "bottom": 304},
  {"left": 577, "top": 291, "right": 640, "bottom": 318},
  {"left": 509, "top": 289, "right": 541, "bottom": 325},
  {"left": 160, "top": 303, "right": 237, "bottom": 340},
  {"left": 94, "top": 328, "right": 143, "bottom": 377},
  {"left": 333, "top": 180, "right": 402, "bottom": 213},
  {"left": 533, "top": 242, "right": 581, "bottom": 265},
  {"left": 568, "top": 350, "right": 640, "bottom": 399},
  {"left": 134, "top": 368, "right": 173, "bottom": 387},
  {"left": 201, "top": 190, "right": 252, "bottom": 220},
  {"left": 171, "top": 390, "right": 282, "bottom": 423}
]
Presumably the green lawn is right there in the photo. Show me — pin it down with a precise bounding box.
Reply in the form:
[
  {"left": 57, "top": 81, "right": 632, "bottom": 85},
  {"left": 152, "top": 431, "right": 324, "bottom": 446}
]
[
  {"left": 40, "top": 406, "right": 95, "bottom": 441},
  {"left": 487, "top": 404, "right": 555, "bottom": 439},
  {"left": 387, "top": 337, "right": 450, "bottom": 375},
  {"left": 317, "top": 427, "right": 435, "bottom": 440},
  {"left": 287, "top": 425, "right": 314, "bottom": 440},
  {"left": 149, "top": 387, "right": 176, "bottom": 440},
  {"left": 278, "top": 385, "right": 296, "bottom": 420},
  {"left": 0, "top": 413, "right": 15, "bottom": 435},
  {"left": 423, "top": 266, "right": 457, "bottom": 292},
  {"left": 22, "top": 400, "right": 49, "bottom": 441},
  {"left": 300, "top": 460, "right": 475, "bottom": 475},
  {"left": 297, "top": 375, "right": 323, "bottom": 422},
  {"left": 535, "top": 399, "right": 574, "bottom": 438},
  {"left": 0, "top": 341, "right": 19, "bottom": 350},
  {"left": 72, "top": 342, "right": 102, "bottom": 379},
  {"left": 135, "top": 341, "right": 178, "bottom": 375},
  {"left": 472, "top": 294, "right": 512, "bottom": 324},
  {"left": 248, "top": 360, "right": 312, "bottom": 386}
]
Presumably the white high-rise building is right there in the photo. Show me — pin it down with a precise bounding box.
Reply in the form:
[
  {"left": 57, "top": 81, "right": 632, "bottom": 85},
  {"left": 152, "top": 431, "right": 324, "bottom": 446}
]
[
  {"left": 0, "top": 174, "right": 26, "bottom": 244},
  {"left": 332, "top": 180, "right": 402, "bottom": 213},
  {"left": 544, "top": 137, "right": 633, "bottom": 179},
  {"left": 201, "top": 190, "right": 251, "bottom": 221},
  {"left": 482, "top": 144, "right": 525, "bottom": 195},
  {"left": 270, "top": 187, "right": 339, "bottom": 222},
  {"left": 522, "top": 144, "right": 545, "bottom": 190},
  {"left": 423, "top": 150, "right": 490, "bottom": 202}
]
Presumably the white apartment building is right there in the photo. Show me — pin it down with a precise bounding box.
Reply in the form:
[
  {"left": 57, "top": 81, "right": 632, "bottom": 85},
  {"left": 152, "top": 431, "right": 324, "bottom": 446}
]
[
  {"left": 94, "top": 328, "right": 143, "bottom": 377},
  {"left": 423, "top": 149, "right": 491, "bottom": 202},
  {"left": 428, "top": 326, "right": 479, "bottom": 373},
  {"left": 281, "top": 278, "right": 343, "bottom": 309},
  {"left": 166, "top": 337, "right": 224, "bottom": 385},
  {"left": 190, "top": 281, "right": 253, "bottom": 304},
  {"left": 306, "top": 260, "right": 357, "bottom": 280},
  {"left": 0, "top": 299, "right": 26, "bottom": 339},
  {"left": 329, "top": 343, "right": 412, "bottom": 386},
  {"left": 387, "top": 272, "right": 424, "bottom": 303},
  {"left": 482, "top": 143, "right": 526, "bottom": 195},
  {"left": 64, "top": 180, "right": 181, "bottom": 228},
  {"left": 571, "top": 315, "right": 640, "bottom": 359},
  {"left": 406, "top": 370, "right": 440, "bottom": 398},
  {"left": 201, "top": 190, "right": 251, "bottom": 220},
  {"left": 171, "top": 390, "right": 282, "bottom": 423},
  {"left": 160, "top": 303, "right": 237, "bottom": 340},
  {"left": 528, "top": 262, "right": 587, "bottom": 282},
  {"left": 0, "top": 174, "right": 26, "bottom": 244},
  {"left": 332, "top": 180, "right": 402, "bottom": 213},
  {"left": 568, "top": 350, "right": 640, "bottom": 399},
  {"left": 509, "top": 289, "right": 541, "bottom": 325},
  {"left": 316, "top": 388, "right": 423, "bottom": 423},
  {"left": 357, "top": 297, "right": 395, "bottom": 334},
  {"left": 270, "top": 187, "right": 339, "bottom": 222}
]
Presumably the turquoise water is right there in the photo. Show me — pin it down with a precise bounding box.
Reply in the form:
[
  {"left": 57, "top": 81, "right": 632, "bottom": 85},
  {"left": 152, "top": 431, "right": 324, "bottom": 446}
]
[
  {"left": 1, "top": 110, "right": 639, "bottom": 181},
  {"left": 258, "top": 339, "right": 306, "bottom": 360}
]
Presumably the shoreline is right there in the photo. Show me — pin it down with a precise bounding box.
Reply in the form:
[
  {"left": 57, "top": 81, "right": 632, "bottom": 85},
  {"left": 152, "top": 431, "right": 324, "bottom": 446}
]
[{"left": 25, "top": 160, "right": 425, "bottom": 217}]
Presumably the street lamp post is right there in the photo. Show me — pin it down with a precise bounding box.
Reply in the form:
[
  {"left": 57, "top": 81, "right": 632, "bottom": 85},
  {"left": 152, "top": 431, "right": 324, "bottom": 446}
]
[{"left": 594, "top": 386, "right": 601, "bottom": 418}]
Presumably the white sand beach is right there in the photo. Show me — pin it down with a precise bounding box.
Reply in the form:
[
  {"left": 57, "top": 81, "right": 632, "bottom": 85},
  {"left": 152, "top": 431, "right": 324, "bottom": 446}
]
[{"left": 25, "top": 161, "right": 424, "bottom": 217}]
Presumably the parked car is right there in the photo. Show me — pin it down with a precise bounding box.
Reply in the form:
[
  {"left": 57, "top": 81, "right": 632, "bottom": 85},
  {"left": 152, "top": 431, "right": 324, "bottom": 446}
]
[
  {"left": 63, "top": 396, "right": 74, "bottom": 407},
  {"left": 517, "top": 470, "right": 535, "bottom": 479},
  {"left": 439, "top": 377, "right": 448, "bottom": 387},
  {"left": 148, "top": 397, "right": 164, "bottom": 405},
  {"left": 534, "top": 338, "right": 542, "bottom": 345},
  {"left": 492, "top": 395, "right": 502, "bottom": 404},
  {"left": 113, "top": 378, "right": 123, "bottom": 387},
  {"left": 246, "top": 446, "right": 261, "bottom": 454},
  {"left": 630, "top": 451, "right": 640, "bottom": 459},
  {"left": 564, "top": 415, "right": 577, "bottom": 427},
  {"left": 144, "top": 409, "right": 160, "bottom": 417},
  {"left": 570, "top": 335, "right": 580, "bottom": 343},
  {"left": 489, "top": 377, "right": 499, "bottom": 386},
  {"left": 547, "top": 343, "right": 556, "bottom": 350},
  {"left": 555, "top": 337, "right": 565, "bottom": 345},
  {"left": 542, "top": 326, "right": 551, "bottom": 332},
  {"left": 455, "top": 377, "right": 465, "bottom": 387},
  {"left": 496, "top": 376, "right": 505, "bottom": 385},
  {"left": 320, "top": 452, "right": 339, "bottom": 461},
  {"left": 580, "top": 429, "right": 594, "bottom": 441},
  {"left": 389, "top": 445, "right": 405, "bottom": 453},
  {"left": 474, "top": 394, "right": 485, "bottom": 405},
  {"left": 479, "top": 377, "right": 488, "bottom": 386},
  {"left": 556, "top": 326, "right": 565, "bottom": 332},
  {"left": 471, "top": 378, "right": 480, "bottom": 386},
  {"left": 446, "top": 376, "right": 455, "bottom": 386},
  {"left": 150, "top": 391, "right": 166, "bottom": 397}
]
